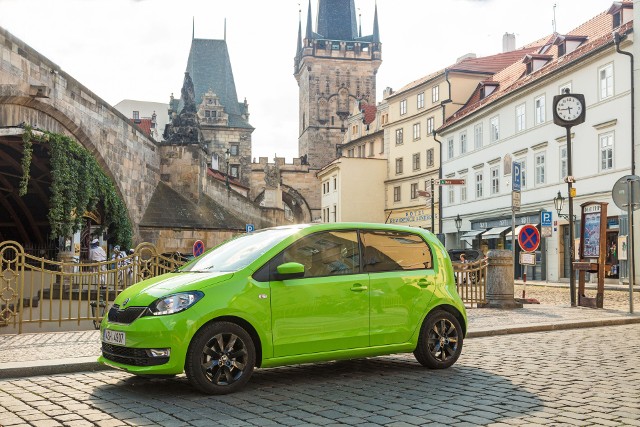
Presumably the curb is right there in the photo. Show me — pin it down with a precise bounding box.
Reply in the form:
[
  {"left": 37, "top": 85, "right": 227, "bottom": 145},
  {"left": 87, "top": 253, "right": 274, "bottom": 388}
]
[
  {"left": 2, "top": 318, "right": 639, "bottom": 379},
  {"left": 467, "top": 315, "right": 640, "bottom": 338}
]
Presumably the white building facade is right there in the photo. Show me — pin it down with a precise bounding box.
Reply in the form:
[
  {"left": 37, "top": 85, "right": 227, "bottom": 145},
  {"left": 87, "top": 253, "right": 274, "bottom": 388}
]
[{"left": 440, "top": 4, "right": 633, "bottom": 283}]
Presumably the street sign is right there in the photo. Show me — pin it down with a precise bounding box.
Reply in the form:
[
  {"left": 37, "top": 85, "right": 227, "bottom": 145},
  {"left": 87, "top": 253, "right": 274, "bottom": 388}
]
[
  {"left": 518, "top": 225, "right": 540, "bottom": 252},
  {"left": 512, "top": 162, "right": 521, "bottom": 192},
  {"left": 512, "top": 191, "right": 521, "bottom": 212},
  {"left": 193, "top": 239, "right": 205, "bottom": 257},
  {"left": 541, "top": 210, "right": 552, "bottom": 227},
  {"left": 612, "top": 175, "right": 640, "bottom": 211},
  {"left": 246, "top": 224, "right": 255, "bottom": 233},
  {"left": 438, "top": 179, "right": 465, "bottom": 185},
  {"left": 520, "top": 252, "right": 536, "bottom": 265}
]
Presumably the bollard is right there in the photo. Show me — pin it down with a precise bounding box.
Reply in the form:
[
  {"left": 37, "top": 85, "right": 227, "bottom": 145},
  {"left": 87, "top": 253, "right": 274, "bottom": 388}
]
[{"left": 480, "top": 249, "right": 523, "bottom": 309}]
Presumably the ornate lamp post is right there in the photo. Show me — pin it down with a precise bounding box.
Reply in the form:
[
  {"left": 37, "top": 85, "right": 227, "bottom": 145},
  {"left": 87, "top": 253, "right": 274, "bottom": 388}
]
[{"left": 455, "top": 214, "right": 462, "bottom": 248}]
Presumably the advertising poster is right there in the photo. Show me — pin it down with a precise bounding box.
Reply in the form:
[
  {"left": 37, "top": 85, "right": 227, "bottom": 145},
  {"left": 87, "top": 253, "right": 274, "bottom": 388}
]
[
  {"left": 582, "top": 212, "right": 601, "bottom": 258},
  {"left": 618, "top": 235, "right": 628, "bottom": 261}
]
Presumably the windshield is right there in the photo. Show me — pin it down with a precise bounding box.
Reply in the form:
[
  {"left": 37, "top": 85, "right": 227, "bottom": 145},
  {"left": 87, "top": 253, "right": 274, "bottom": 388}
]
[{"left": 180, "top": 227, "right": 301, "bottom": 272}]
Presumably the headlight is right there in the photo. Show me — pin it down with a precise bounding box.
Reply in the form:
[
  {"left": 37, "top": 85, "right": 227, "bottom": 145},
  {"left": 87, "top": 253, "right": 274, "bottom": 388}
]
[{"left": 148, "top": 291, "right": 204, "bottom": 316}]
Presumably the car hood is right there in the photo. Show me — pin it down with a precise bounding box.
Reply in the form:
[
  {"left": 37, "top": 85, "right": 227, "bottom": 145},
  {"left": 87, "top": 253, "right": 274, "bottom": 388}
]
[{"left": 114, "top": 271, "right": 234, "bottom": 307}]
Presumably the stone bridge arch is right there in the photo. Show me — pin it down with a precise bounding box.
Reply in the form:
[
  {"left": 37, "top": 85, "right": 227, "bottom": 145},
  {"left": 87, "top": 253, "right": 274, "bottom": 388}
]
[{"left": 0, "top": 26, "right": 161, "bottom": 245}]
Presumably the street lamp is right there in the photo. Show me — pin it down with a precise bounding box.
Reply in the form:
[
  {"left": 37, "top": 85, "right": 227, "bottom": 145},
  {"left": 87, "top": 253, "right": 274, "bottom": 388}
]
[
  {"left": 553, "top": 191, "right": 576, "bottom": 220},
  {"left": 224, "top": 148, "right": 230, "bottom": 191},
  {"left": 454, "top": 214, "right": 462, "bottom": 249}
]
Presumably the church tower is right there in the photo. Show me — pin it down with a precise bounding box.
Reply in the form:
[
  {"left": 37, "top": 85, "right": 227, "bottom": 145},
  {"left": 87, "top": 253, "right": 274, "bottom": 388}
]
[{"left": 294, "top": 0, "right": 381, "bottom": 169}]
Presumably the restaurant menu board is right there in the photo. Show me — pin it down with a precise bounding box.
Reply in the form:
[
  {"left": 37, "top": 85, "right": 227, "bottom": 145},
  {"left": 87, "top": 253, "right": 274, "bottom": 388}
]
[{"left": 582, "top": 213, "right": 601, "bottom": 257}]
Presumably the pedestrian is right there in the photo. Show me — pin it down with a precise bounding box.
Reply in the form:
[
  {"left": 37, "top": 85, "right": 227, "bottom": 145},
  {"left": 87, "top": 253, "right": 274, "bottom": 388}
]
[{"left": 89, "top": 238, "right": 107, "bottom": 284}]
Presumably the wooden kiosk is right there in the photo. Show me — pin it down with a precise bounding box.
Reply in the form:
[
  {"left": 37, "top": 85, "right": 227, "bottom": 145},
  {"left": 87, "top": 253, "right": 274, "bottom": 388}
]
[{"left": 573, "top": 202, "right": 609, "bottom": 308}]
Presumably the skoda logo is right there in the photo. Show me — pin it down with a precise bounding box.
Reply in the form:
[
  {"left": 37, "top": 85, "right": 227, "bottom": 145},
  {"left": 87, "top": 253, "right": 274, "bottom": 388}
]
[{"left": 122, "top": 298, "right": 130, "bottom": 307}]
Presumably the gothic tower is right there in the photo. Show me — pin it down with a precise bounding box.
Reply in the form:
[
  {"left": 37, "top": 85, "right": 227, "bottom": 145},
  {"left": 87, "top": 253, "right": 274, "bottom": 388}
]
[{"left": 294, "top": 0, "right": 381, "bottom": 169}]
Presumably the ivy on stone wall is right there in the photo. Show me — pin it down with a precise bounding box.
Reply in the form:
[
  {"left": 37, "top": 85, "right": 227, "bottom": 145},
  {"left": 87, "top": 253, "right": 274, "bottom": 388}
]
[{"left": 19, "top": 126, "right": 132, "bottom": 248}]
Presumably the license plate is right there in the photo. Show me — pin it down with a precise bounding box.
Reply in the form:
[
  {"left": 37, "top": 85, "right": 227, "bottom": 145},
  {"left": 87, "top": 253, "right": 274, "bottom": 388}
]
[{"left": 103, "top": 329, "right": 126, "bottom": 346}]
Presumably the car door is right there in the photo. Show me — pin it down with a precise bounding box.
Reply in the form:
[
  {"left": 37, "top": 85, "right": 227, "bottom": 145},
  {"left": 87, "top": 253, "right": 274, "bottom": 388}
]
[
  {"left": 361, "top": 230, "right": 437, "bottom": 346},
  {"left": 269, "top": 230, "right": 369, "bottom": 357}
]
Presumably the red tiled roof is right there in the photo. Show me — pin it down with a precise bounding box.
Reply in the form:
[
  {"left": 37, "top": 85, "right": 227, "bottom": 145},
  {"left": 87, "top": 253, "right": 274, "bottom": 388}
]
[
  {"left": 442, "top": 4, "right": 633, "bottom": 129},
  {"left": 131, "top": 118, "right": 152, "bottom": 137}
]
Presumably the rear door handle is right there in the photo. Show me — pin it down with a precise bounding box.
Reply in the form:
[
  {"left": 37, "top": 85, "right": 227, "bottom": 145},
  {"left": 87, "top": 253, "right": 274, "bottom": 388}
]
[{"left": 417, "top": 279, "right": 432, "bottom": 289}]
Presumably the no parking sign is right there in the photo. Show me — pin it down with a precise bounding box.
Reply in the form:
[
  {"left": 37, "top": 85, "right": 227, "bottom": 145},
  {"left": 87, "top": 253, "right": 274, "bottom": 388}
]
[
  {"left": 518, "top": 225, "right": 540, "bottom": 252},
  {"left": 193, "top": 239, "right": 205, "bottom": 257}
]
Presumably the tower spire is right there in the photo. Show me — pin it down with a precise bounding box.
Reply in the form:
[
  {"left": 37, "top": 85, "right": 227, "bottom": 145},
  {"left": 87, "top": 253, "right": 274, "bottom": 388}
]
[
  {"left": 192, "top": 16, "right": 194, "bottom": 40},
  {"left": 297, "top": 4, "right": 303, "bottom": 54},
  {"left": 358, "top": 8, "right": 362, "bottom": 38},
  {"left": 224, "top": 18, "right": 227, "bottom": 41},
  {"left": 372, "top": 2, "right": 380, "bottom": 43},
  {"left": 305, "top": 0, "right": 313, "bottom": 41}
]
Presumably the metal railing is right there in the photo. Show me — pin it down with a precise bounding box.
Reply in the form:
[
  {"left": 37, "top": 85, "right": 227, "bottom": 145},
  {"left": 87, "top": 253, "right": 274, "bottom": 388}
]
[
  {"left": 0, "top": 241, "right": 188, "bottom": 333},
  {"left": 453, "top": 258, "right": 488, "bottom": 307}
]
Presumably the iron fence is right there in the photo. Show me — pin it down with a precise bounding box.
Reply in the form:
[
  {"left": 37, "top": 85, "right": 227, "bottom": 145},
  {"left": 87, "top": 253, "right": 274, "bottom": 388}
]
[
  {"left": 453, "top": 258, "right": 488, "bottom": 307},
  {"left": 0, "top": 241, "right": 187, "bottom": 333}
]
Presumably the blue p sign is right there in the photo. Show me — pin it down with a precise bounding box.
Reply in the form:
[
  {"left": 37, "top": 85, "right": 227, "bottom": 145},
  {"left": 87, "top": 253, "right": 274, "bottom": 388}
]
[
  {"left": 246, "top": 224, "right": 255, "bottom": 233},
  {"left": 541, "top": 211, "right": 552, "bottom": 227},
  {"left": 512, "top": 162, "right": 521, "bottom": 192}
]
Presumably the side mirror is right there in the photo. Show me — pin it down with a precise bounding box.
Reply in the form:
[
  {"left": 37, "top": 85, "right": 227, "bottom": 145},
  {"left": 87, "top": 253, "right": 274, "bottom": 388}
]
[{"left": 274, "top": 262, "right": 305, "bottom": 281}]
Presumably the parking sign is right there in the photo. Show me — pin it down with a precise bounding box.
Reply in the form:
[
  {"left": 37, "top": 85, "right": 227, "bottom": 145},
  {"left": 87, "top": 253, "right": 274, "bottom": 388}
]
[
  {"left": 541, "top": 211, "right": 552, "bottom": 227},
  {"left": 512, "top": 162, "right": 521, "bottom": 192}
]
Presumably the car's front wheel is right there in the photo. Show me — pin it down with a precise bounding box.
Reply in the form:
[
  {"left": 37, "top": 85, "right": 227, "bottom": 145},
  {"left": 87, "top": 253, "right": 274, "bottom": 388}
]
[
  {"left": 185, "top": 321, "right": 256, "bottom": 394},
  {"left": 413, "top": 309, "right": 463, "bottom": 369}
]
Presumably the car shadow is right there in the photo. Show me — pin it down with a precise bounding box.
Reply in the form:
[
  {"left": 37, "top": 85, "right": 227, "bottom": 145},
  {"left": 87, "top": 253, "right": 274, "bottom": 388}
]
[{"left": 87, "top": 355, "right": 542, "bottom": 424}]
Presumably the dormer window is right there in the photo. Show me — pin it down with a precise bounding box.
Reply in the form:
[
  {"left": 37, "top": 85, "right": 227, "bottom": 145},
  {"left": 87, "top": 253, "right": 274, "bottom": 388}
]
[
  {"left": 523, "top": 54, "right": 553, "bottom": 74},
  {"left": 480, "top": 82, "right": 499, "bottom": 99},
  {"left": 554, "top": 35, "right": 587, "bottom": 57},
  {"left": 608, "top": 2, "right": 633, "bottom": 28}
]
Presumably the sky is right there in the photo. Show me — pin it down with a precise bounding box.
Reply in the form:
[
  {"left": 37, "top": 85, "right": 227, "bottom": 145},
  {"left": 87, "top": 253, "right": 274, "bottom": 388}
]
[{"left": 0, "top": 0, "right": 617, "bottom": 161}]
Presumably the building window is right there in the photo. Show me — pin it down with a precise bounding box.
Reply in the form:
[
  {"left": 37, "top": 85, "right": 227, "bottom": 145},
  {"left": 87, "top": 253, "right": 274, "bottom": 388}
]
[
  {"left": 412, "top": 153, "right": 421, "bottom": 171},
  {"left": 491, "top": 166, "right": 500, "bottom": 194},
  {"left": 560, "top": 147, "right": 567, "bottom": 181},
  {"left": 474, "top": 123, "right": 483, "bottom": 149},
  {"left": 459, "top": 131, "right": 467, "bottom": 154},
  {"left": 395, "top": 128, "right": 404, "bottom": 145},
  {"left": 516, "top": 103, "right": 526, "bottom": 132},
  {"left": 490, "top": 116, "right": 499, "bottom": 142},
  {"left": 411, "top": 183, "right": 419, "bottom": 199},
  {"left": 395, "top": 157, "right": 403, "bottom": 175},
  {"left": 535, "top": 152, "right": 546, "bottom": 185},
  {"left": 400, "top": 99, "right": 407, "bottom": 115},
  {"left": 517, "top": 158, "right": 527, "bottom": 189},
  {"left": 394, "top": 186, "right": 401, "bottom": 202},
  {"left": 447, "top": 138, "right": 454, "bottom": 159},
  {"left": 333, "top": 176, "right": 337, "bottom": 190},
  {"left": 322, "top": 180, "right": 329, "bottom": 194},
  {"left": 230, "top": 144, "right": 239, "bottom": 156},
  {"left": 426, "top": 148, "right": 434, "bottom": 167},
  {"left": 417, "top": 92, "right": 424, "bottom": 109},
  {"left": 347, "top": 148, "right": 354, "bottom": 157},
  {"left": 413, "top": 123, "right": 421, "bottom": 140},
  {"left": 230, "top": 165, "right": 239, "bottom": 178},
  {"left": 599, "top": 63, "right": 614, "bottom": 100},
  {"left": 369, "top": 142, "right": 374, "bottom": 156},
  {"left": 332, "top": 205, "right": 337, "bottom": 222},
  {"left": 132, "top": 111, "right": 140, "bottom": 120},
  {"left": 460, "top": 179, "right": 467, "bottom": 202},
  {"left": 448, "top": 185, "right": 454, "bottom": 204},
  {"left": 475, "top": 172, "right": 483, "bottom": 198},
  {"left": 600, "top": 132, "right": 614, "bottom": 171},
  {"left": 380, "top": 140, "right": 385, "bottom": 154},
  {"left": 426, "top": 117, "right": 434, "bottom": 136},
  {"left": 535, "top": 95, "right": 545, "bottom": 125},
  {"left": 352, "top": 124, "right": 358, "bottom": 136},
  {"left": 432, "top": 85, "right": 439, "bottom": 103}
]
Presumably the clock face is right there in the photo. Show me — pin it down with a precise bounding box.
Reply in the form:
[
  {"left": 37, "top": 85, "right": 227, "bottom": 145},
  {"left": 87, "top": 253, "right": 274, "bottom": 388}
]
[{"left": 555, "top": 96, "right": 583, "bottom": 122}]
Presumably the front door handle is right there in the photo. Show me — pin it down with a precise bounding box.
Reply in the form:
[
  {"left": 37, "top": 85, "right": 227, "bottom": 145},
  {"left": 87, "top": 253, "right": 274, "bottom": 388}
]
[
  {"left": 350, "top": 284, "right": 368, "bottom": 292},
  {"left": 417, "top": 279, "right": 432, "bottom": 289}
]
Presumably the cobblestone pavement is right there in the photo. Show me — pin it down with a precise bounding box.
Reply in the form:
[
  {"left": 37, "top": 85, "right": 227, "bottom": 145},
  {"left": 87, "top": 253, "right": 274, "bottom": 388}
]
[
  {"left": 0, "top": 323, "right": 638, "bottom": 426},
  {"left": 513, "top": 282, "right": 637, "bottom": 311}
]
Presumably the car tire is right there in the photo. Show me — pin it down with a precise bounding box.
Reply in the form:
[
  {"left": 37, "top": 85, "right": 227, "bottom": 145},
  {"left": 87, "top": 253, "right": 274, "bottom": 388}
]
[
  {"left": 413, "top": 309, "right": 463, "bottom": 369},
  {"left": 185, "top": 321, "right": 256, "bottom": 394}
]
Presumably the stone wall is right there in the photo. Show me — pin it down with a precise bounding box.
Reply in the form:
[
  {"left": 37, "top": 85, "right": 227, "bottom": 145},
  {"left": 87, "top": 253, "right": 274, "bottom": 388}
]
[{"left": 0, "top": 26, "right": 160, "bottom": 240}]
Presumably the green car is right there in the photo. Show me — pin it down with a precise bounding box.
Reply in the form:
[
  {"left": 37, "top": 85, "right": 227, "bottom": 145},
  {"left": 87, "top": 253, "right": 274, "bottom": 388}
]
[{"left": 98, "top": 223, "right": 467, "bottom": 394}]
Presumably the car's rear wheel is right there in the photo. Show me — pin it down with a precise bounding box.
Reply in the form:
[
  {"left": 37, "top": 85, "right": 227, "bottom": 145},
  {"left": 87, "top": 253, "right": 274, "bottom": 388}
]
[
  {"left": 413, "top": 309, "right": 463, "bottom": 369},
  {"left": 185, "top": 321, "right": 256, "bottom": 394}
]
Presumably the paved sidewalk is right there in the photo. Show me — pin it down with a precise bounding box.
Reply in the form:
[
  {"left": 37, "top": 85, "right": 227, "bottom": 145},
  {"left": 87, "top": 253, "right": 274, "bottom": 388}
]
[{"left": 1, "top": 283, "right": 639, "bottom": 379}]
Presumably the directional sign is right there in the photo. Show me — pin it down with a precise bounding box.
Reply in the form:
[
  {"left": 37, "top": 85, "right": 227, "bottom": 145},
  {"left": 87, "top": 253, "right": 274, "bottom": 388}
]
[
  {"left": 512, "top": 162, "right": 521, "bottom": 192},
  {"left": 438, "top": 179, "right": 466, "bottom": 185},
  {"left": 512, "top": 191, "right": 521, "bottom": 212},
  {"left": 518, "top": 225, "right": 540, "bottom": 252},
  {"left": 193, "top": 239, "right": 205, "bottom": 257}
]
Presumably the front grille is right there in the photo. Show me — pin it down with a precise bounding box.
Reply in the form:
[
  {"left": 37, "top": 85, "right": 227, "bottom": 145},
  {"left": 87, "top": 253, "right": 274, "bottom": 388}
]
[
  {"left": 107, "top": 305, "right": 148, "bottom": 324},
  {"left": 102, "top": 343, "right": 169, "bottom": 367}
]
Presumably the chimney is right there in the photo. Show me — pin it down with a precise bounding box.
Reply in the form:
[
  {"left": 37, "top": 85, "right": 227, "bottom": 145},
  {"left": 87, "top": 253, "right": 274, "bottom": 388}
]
[{"left": 503, "top": 33, "right": 516, "bottom": 52}]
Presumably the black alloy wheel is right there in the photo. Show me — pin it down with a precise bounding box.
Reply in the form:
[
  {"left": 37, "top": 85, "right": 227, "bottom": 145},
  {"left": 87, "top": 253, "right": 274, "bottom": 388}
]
[
  {"left": 414, "top": 309, "right": 463, "bottom": 369},
  {"left": 185, "top": 321, "right": 256, "bottom": 394}
]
